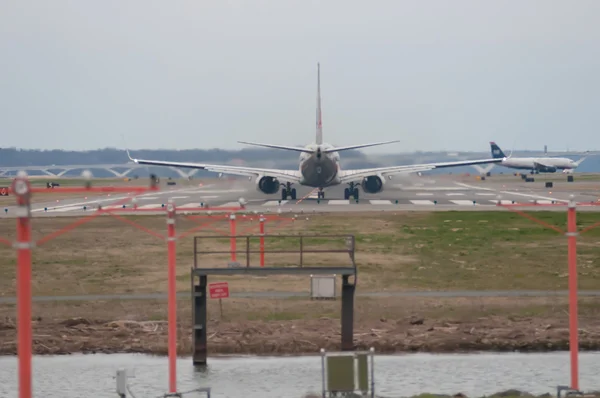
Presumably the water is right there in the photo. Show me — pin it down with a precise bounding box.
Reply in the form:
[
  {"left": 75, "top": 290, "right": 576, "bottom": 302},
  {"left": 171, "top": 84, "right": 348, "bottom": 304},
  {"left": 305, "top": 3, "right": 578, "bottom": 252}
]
[{"left": 1, "top": 352, "right": 599, "bottom": 398}]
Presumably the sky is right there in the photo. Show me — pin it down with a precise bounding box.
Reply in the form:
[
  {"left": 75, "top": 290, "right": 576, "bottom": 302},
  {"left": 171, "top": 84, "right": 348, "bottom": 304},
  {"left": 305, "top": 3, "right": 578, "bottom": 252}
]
[{"left": 1, "top": 0, "right": 599, "bottom": 154}]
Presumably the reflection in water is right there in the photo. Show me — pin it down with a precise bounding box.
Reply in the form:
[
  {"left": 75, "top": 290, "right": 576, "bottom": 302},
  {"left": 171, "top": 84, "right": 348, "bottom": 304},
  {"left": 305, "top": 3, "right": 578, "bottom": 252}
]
[{"left": 0, "top": 352, "right": 599, "bottom": 398}]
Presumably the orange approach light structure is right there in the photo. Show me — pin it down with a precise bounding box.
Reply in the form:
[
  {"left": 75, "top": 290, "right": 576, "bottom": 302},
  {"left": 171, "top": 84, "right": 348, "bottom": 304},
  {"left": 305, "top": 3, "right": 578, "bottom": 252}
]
[
  {"left": 496, "top": 195, "right": 600, "bottom": 392},
  {"left": 1, "top": 172, "right": 295, "bottom": 398}
]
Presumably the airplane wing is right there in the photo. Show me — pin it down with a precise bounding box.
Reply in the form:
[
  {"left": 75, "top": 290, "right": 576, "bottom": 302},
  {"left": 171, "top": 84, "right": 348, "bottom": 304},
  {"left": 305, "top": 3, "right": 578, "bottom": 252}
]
[
  {"left": 533, "top": 161, "right": 554, "bottom": 169},
  {"left": 338, "top": 157, "right": 504, "bottom": 183},
  {"left": 127, "top": 152, "right": 302, "bottom": 183}
]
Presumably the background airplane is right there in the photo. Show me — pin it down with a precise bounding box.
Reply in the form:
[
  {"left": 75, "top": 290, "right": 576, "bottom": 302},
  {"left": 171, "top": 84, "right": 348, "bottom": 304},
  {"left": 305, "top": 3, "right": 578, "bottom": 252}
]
[
  {"left": 127, "top": 64, "right": 504, "bottom": 200},
  {"left": 490, "top": 142, "right": 588, "bottom": 174}
]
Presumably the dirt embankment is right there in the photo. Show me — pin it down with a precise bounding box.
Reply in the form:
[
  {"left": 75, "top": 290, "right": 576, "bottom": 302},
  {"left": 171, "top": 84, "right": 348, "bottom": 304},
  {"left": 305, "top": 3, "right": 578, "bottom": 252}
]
[{"left": 2, "top": 315, "right": 600, "bottom": 356}]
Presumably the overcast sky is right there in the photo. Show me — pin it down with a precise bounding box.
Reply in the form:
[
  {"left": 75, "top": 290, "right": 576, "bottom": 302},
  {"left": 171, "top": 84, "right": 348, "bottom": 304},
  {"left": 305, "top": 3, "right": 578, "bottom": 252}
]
[{"left": 1, "top": 0, "right": 599, "bottom": 154}]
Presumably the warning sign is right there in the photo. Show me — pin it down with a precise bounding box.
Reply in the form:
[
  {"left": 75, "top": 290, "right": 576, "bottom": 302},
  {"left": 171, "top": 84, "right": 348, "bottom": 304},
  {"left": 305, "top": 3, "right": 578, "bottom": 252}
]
[
  {"left": 0, "top": 187, "right": 8, "bottom": 196},
  {"left": 209, "top": 282, "right": 229, "bottom": 299}
]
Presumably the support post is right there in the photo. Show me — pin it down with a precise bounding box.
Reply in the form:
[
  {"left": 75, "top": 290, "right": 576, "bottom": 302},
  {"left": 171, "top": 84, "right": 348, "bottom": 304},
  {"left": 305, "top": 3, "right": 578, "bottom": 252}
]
[
  {"left": 192, "top": 274, "right": 208, "bottom": 365},
  {"left": 229, "top": 214, "right": 236, "bottom": 262},
  {"left": 259, "top": 215, "right": 265, "bottom": 267},
  {"left": 13, "top": 174, "right": 32, "bottom": 398},
  {"left": 341, "top": 275, "right": 355, "bottom": 351},
  {"left": 567, "top": 200, "right": 579, "bottom": 390},
  {"left": 166, "top": 199, "right": 177, "bottom": 393}
]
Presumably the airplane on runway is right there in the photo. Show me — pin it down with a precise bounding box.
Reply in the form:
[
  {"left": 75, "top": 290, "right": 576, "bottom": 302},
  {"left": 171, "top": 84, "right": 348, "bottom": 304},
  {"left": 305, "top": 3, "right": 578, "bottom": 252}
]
[
  {"left": 126, "top": 64, "right": 505, "bottom": 200},
  {"left": 490, "top": 142, "right": 588, "bottom": 174}
]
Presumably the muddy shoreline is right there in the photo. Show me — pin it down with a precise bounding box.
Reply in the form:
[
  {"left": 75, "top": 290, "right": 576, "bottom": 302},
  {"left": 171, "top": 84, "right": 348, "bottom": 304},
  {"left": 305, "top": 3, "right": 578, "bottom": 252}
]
[{"left": 2, "top": 315, "right": 600, "bottom": 357}]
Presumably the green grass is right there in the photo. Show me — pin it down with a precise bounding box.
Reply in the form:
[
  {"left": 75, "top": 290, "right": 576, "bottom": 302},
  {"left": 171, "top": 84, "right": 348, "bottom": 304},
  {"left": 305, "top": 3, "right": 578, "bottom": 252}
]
[{"left": 1, "top": 211, "right": 600, "bottom": 296}]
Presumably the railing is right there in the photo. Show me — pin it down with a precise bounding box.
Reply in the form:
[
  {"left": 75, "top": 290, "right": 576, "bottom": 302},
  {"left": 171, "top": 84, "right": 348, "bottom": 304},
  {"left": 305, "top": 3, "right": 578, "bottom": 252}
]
[{"left": 193, "top": 234, "right": 356, "bottom": 269}]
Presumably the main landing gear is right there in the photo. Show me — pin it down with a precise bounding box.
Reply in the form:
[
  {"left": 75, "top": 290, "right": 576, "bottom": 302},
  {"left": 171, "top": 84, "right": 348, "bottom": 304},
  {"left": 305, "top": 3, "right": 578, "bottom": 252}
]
[
  {"left": 317, "top": 188, "right": 325, "bottom": 199},
  {"left": 343, "top": 182, "right": 359, "bottom": 200},
  {"left": 281, "top": 182, "right": 297, "bottom": 200}
]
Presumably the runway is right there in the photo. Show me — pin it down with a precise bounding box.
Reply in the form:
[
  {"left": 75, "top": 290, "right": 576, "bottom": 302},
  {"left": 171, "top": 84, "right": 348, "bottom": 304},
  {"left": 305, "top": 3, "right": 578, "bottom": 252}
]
[{"left": 2, "top": 174, "right": 600, "bottom": 217}]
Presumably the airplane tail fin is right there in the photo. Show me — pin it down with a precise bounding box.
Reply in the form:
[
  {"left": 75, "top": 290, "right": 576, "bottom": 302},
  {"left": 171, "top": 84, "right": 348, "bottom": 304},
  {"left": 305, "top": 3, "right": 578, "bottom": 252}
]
[
  {"left": 490, "top": 142, "right": 507, "bottom": 159},
  {"left": 316, "top": 62, "right": 323, "bottom": 145}
]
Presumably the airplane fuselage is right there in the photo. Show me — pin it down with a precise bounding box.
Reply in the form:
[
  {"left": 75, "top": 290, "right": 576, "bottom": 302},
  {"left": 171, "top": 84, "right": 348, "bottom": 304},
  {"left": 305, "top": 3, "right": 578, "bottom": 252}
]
[
  {"left": 297, "top": 143, "right": 341, "bottom": 188},
  {"left": 500, "top": 157, "right": 577, "bottom": 171}
]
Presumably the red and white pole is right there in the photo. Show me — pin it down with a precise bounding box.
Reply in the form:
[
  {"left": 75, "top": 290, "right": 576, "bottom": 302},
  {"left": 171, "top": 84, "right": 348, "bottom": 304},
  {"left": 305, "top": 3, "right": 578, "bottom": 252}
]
[
  {"left": 259, "top": 215, "right": 265, "bottom": 267},
  {"left": 166, "top": 199, "right": 177, "bottom": 393},
  {"left": 229, "top": 214, "right": 236, "bottom": 262},
  {"left": 12, "top": 173, "right": 33, "bottom": 398},
  {"left": 567, "top": 199, "right": 579, "bottom": 390}
]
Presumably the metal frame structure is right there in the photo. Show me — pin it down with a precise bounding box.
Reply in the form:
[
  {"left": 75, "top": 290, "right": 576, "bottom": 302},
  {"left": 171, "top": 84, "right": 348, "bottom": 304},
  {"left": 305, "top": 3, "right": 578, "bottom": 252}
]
[
  {"left": 0, "top": 171, "right": 257, "bottom": 397},
  {"left": 495, "top": 195, "right": 600, "bottom": 393},
  {"left": 190, "top": 233, "right": 358, "bottom": 365}
]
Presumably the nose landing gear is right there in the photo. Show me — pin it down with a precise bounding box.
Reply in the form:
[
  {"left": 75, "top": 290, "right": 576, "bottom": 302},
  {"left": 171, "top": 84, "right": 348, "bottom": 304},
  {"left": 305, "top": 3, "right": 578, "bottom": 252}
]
[
  {"left": 281, "top": 182, "right": 297, "bottom": 200},
  {"left": 344, "top": 182, "right": 359, "bottom": 200}
]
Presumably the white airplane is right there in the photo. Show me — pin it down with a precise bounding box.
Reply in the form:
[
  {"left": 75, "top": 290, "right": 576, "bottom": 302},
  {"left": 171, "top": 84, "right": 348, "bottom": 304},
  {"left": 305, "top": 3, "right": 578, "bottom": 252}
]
[
  {"left": 127, "top": 64, "right": 504, "bottom": 200},
  {"left": 490, "top": 142, "right": 588, "bottom": 174}
]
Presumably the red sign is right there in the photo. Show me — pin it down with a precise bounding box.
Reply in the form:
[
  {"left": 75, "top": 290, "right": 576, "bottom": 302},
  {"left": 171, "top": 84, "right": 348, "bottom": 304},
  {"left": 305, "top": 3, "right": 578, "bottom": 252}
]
[
  {"left": 209, "top": 282, "right": 229, "bottom": 299},
  {"left": 0, "top": 187, "right": 8, "bottom": 196}
]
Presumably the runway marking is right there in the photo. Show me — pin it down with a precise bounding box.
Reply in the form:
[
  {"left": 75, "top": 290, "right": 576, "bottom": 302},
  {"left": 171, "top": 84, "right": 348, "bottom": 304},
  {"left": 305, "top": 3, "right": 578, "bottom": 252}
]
[
  {"left": 177, "top": 203, "right": 203, "bottom": 209},
  {"left": 328, "top": 200, "right": 350, "bottom": 205},
  {"left": 295, "top": 188, "right": 318, "bottom": 205},
  {"left": 449, "top": 200, "right": 477, "bottom": 205},
  {"left": 415, "top": 193, "right": 433, "bottom": 196},
  {"left": 455, "top": 182, "right": 569, "bottom": 203},
  {"left": 45, "top": 206, "right": 85, "bottom": 212},
  {"left": 263, "top": 200, "right": 288, "bottom": 206},
  {"left": 369, "top": 200, "right": 393, "bottom": 205},
  {"left": 489, "top": 200, "right": 515, "bottom": 205},
  {"left": 139, "top": 197, "right": 159, "bottom": 200},
  {"left": 410, "top": 200, "right": 435, "bottom": 205},
  {"left": 217, "top": 201, "right": 242, "bottom": 208},
  {"left": 445, "top": 193, "right": 465, "bottom": 196},
  {"left": 182, "top": 189, "right": 247, "bottom": 194},
  {"left": 30, "top": 184, "right": 203, "bottom": 213},
  {"left": 530, "top": 200, "right": 555, "bottom": 204},
  {"left": 453, "top": 182, "right": 493, "bottom": 191},
  {"left": 403, "top": 186, "right": 469, "bottom": 191},
  {"left": 170, "top": 196, "right": 189, "bottom": 199},
  {"left": 138, "top": 204, "right": 164, "bottom": 209},
  {"left": 475, "top": 193, "right": 496, "bottom": 196}
]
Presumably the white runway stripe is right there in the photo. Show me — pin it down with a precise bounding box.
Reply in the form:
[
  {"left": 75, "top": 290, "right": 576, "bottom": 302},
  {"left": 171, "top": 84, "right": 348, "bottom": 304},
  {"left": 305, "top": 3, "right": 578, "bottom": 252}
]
[
  {"left": 46, "top": 206, "right": 84, "bottom": 212},
  {"left": 446, "top": 193, "right": 465, "bottom": 196},
  {"left": 217, "top": 202, "right": 242, "bottom": 207},
  {"left": 328, "top": 200, "right": 349, "bottom": 205},
  {"left": 137, "top": 204, "right": 164, "bottom": 209},
  {"left": 410, "top": 200, "right": 435, "bottom": 205},
  {"left": 415, "top": 193, "right": 433, "bottom": 196},
  {"left": 489, "top": 200, "right": 515, "bottom": 205},
  {"left": 369, "top": 200, "right": 393, "bottom": 205},
  {"left": 177, "top": 203, "right": 202, "bottom": 209},
  {"left": 475, "top": 193, "right": 496, "bottom": 196},
  {"left": 531, "top": 200, "right": 555, "bottom": 204},
  {"left": 450, "top": 200, "right": 477, "bottom": 205}
]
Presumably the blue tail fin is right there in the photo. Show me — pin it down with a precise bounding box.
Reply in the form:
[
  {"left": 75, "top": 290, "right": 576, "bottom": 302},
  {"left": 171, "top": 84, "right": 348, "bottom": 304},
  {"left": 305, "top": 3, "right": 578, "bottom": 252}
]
[{"left": 490, "top": 142, "right": 506, "bottom": 158}]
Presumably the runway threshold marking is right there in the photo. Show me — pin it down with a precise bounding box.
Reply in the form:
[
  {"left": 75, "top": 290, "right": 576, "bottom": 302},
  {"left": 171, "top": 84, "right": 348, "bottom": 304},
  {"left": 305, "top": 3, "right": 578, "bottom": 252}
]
[
  {"left": 454, "top": 182, "right": 569, "bottom": 203},
  {"left": 410, "top": 200, "right": 435, "bottom": 205},
  {"left": 295, "top": 188, "right": 318, "bottom": 205}
]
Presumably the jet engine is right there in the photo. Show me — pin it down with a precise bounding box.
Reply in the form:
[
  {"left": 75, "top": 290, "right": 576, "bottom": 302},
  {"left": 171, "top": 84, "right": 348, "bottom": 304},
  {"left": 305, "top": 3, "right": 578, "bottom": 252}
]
[
  {"left": 361, "top": 175, "right": 385, "bottom": 194},
  {"left": 256, "top": 176, "right": 280, "bottom": 194}
]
